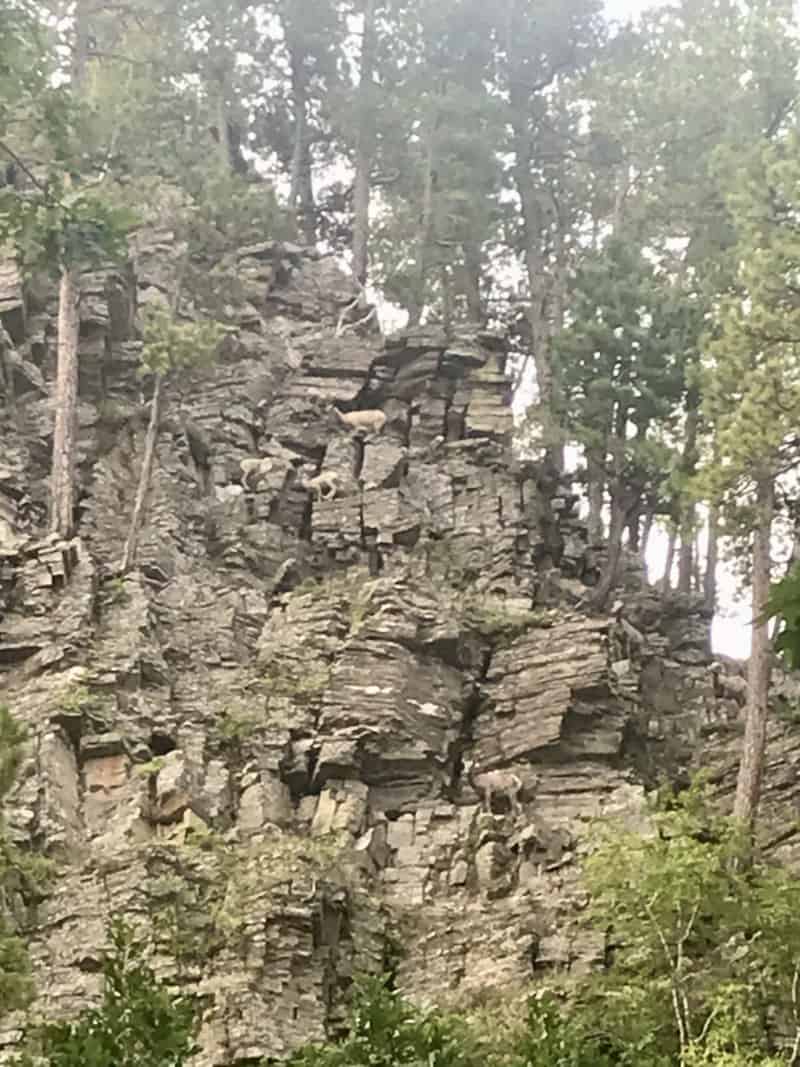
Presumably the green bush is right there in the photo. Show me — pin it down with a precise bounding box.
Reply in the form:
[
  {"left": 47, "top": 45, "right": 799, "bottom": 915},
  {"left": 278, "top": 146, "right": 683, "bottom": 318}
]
[
  {"left": 286, "top": 976, "right": 484, "bottom": 1067},
  {"left": 17, "top": 919, "right": 197, "bottom": 1067}
]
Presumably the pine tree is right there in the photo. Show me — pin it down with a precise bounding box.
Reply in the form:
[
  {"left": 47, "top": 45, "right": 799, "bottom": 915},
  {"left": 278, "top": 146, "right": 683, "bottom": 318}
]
[
  {"left": 555, "top": 237, "right": 687, "bottom": 608},
  {"left": 121, "top": 264, "right": 223, "bottom": 575},
  {"left": 701, "top": 132, "right": 800, "bottom": 832}
]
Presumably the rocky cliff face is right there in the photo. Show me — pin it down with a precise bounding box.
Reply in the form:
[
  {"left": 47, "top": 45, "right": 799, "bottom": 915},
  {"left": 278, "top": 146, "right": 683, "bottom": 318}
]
[{"left": 1, "top": 239, "right": 799, "bottom": 1064}]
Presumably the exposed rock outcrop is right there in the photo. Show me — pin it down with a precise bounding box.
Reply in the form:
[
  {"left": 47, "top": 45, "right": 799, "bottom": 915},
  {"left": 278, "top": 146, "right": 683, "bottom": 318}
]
[{"left": 1, "top": 238, "right": 797, "bottom": 1064}]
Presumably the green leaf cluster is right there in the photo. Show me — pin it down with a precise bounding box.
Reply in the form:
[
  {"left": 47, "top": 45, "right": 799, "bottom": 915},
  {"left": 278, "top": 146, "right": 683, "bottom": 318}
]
[
  {"left": 286, "top": 975, "right": 484, "bottom": 1067},
  {"left": 17, "top": 918, "right": 197, "bottom": 1067},
  {"left": 139, "top": 304, "right": 225, "bottom": 378},
  {"left": 761, "top": 564, "right": 800, "bottom": 669},
  {"left": 0, "top": 183, "right": 135, "bottom": 275}
]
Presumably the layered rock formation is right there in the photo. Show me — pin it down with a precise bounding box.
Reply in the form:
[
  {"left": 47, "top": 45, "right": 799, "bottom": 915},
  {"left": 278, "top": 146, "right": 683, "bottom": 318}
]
[{"left": 1, "top": 239, "right": 798, "bottom": 1064}]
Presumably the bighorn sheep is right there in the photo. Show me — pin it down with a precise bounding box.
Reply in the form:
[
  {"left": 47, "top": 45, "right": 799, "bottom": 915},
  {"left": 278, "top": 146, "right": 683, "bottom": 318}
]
[
  {"left": 240, "top": 456, "right": 273, "bottom": 490},
  {"left": 464, "top": 760, "right": 522, "bottom": 817},
  {"left": 302, "top": 471, "right": 339, "bottom": 500},
  {"left": 710, "top": 661, "right": 748, "bottom": 703},
  {"left": 333, "top": 407, "right": 386, "bottom": 435}
]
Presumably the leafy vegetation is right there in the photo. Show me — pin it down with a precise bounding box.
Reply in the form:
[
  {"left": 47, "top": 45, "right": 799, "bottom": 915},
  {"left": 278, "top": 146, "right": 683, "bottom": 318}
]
[
  {"left": 16, "top": 918, "right": 197, "bottom": 1067},
  {"left": 285, "top": 785, "right": 800, "bottom": 1067},
  {"left": 763, "top": 564, "right": 800, "bottom": 670}
]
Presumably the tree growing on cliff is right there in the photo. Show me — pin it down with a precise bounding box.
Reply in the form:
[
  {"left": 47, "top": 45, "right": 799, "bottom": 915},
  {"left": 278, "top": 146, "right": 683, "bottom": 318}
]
[
  {"left": 351, "top": 0, "right": 377, "bottom": 288},
  {"left": 0, "top": 173, "right": 133, "bottom": 536},
  {"left": 0, "top": 2, "right": 134, "bottom": 540},
  {"left": 700, "top": 132, "right": 800, "bottom": 834},
  {"left": 121, "top": 282, "right": 223, "bottom": 575},
  {"left": 497, "top": 0, "right": 603, "bottom": 470}
]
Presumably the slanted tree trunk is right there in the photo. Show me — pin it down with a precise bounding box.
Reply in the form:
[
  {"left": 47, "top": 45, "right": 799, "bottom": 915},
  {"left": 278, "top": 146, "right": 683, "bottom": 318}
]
[
  {"left": 590, "top": 483, "right": 635, "bottom": 611},
  {"left": 704, "top": 503, "right": 719, "bottom": 613},
  {"left": 677, "top": 398, "right": 699, "bottom": 594},
  {"left": 586, "top": 445, "right": 605, "bottom": 544},
  {"left": 733, "top": 473, "right": 774, "bottom": 833},
  {"left": 120, "top": 374, "right": 162, "bottom": 573},
  {"left": 50, "top": 267, "right": 81, "bottom": 537},
  {"left": 351, "top": 0, "right": 376, "bottom": 287}
]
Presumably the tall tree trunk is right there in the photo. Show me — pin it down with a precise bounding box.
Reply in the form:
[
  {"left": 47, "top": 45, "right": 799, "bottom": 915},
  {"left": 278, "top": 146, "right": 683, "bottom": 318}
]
[
  {"left": 661, "top": 529, "right": 677, "bottom": 591},
  {"left": 50, "top": 268, "right": 81, "bottom": 537},
  {"left": 677, "top": 401, "right": 699, "bottom": 593},
  {"left": 408, "top": 107, "right": 437, "bottom": 327},
  {"left": 50, "top": 0, "right": 89, "bottom": 538},
  {"left": 693, "top": 531, "right": 703, "bottom": 593},
  {"left": 440, "top": 263, "right": 452, "bottom": 335},
  {"left": 733, "top": 474, "right": 774, "bottom": 833},
  {"left": 507, "top": 65, "right": 561, "bottom": 472},
  {"left": 677, "top": 532, "right": 693, "bottom": 594},
  {"left": 213, "top": 79, "right": 246, "bottom": 175},
  {"left": 351, "top": 0, "right": 376, "bottom": 287},
  {"left": 627, "top": 504, "right": 641, "bottom": 555},
  {"left": 121, "top": 375, "right": 162, "bottom": 573},
  {"left": 586, "top": 445, "right": 605, "bottom": 544},
  {"left": 640, "top": 505, "right": 654, "bottom": 566},
  {"left": 212, "top": 54, "right": 233, "bottom": 173},
  {"left": 462, "top": 239, "right": 482, "bottom": 323},
  {"left": 704, "top": 504, "right": 719, "bottom": 613},
  {"left": 626, "top": 421, "right": 647, "bottom": 555},
  {"left": 289, "top": 47, "right": 315, "bottom": 244}
]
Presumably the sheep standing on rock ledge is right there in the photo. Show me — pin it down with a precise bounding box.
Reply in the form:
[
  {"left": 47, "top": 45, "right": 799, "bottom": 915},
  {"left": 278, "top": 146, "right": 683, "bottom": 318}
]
[
  {"left": 302, "top": 471, "right": 339, "bottom": 500},
  {"left": 333, "top": 407, "right": 386, "bottom": 435},
  {"left": 464, "top": 760, "right": 522, "bottom": 817},
  {"left": 240, "top": 456, "right": 274, "bottom": 490}
]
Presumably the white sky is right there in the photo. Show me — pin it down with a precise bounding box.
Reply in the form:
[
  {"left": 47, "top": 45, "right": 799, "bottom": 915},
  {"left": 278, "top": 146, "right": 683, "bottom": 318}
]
[{"left": 606, "top": 0, "right": 651, "bottom": 19}]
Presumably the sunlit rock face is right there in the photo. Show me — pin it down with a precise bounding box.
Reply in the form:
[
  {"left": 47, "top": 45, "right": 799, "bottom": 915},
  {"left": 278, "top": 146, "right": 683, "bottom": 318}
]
[{"left": 0, "top": 238, "right": 786, "bottom": 1065}]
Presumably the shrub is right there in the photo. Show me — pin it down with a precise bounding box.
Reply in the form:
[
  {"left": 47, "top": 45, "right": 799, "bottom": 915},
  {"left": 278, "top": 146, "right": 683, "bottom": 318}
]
[{"left": 17, "top": 918, "right": 197, "bottom": 1066}]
